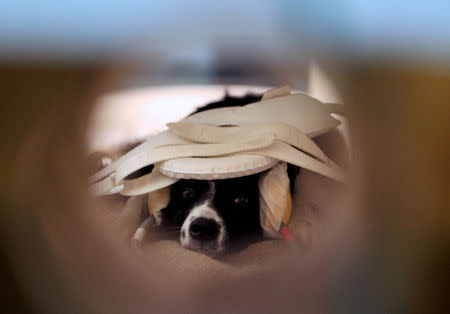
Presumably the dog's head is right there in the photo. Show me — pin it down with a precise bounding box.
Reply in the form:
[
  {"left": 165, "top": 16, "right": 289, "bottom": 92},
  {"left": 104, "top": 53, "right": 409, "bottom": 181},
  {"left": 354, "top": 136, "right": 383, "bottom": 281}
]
[{"left": 159, "top": 174, "right": 262, "bottom": 256}]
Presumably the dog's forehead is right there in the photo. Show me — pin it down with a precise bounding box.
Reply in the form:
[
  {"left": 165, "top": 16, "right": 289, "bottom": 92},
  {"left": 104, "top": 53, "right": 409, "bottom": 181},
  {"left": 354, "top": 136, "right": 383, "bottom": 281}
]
[
  {"left": 172, "top": 179, "right": 210, "bottom": 192},
  {"left": 173, "top": 175, "right": 259, "bottom": 191},
  {"left": 215, "top": 174, "right": 260, "bottom": 191}
]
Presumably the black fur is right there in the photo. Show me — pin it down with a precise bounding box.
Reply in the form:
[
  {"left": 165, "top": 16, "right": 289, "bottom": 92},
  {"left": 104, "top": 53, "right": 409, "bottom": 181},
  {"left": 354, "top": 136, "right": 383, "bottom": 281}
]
[
  {"left": 212, "top": 175, "right": 262, "bottom": 239},
  {"left": 160, "top": 174, "right": 262, "bottom": 245},
  {"left": 161, "top": 179, "right": 211, "bottom": 227},
  {"left": 190, "top": 94, "right": 262, "bottom": 115}
]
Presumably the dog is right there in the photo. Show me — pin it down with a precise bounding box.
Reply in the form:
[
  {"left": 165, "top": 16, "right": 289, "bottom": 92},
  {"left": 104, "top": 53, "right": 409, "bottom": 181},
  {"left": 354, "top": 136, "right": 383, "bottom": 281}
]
[
  {"left": 90, "top": 93, "right": 298, "bottom": 256},
  {"left": 158, "top": 174, "right": 263, "bottom": 256}
]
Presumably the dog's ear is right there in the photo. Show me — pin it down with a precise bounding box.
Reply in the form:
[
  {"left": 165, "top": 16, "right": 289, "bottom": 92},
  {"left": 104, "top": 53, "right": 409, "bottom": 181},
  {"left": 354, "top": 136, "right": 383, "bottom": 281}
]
[
  {"left": 148, "top": 187, "right": 170, "bottom": 225},
  {"left": 258, "top": 163, "right": 292, "bottom": 238}
]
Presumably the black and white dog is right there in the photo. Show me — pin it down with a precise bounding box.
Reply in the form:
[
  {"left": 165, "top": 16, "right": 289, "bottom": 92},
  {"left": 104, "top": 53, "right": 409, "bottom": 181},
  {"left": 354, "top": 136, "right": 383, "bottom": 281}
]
[
  {"left": 159, "top": 174, "right": 262, "bottom": 256},
  {"left": 90, "top": 94, "right": 298, "bottom": 256}
]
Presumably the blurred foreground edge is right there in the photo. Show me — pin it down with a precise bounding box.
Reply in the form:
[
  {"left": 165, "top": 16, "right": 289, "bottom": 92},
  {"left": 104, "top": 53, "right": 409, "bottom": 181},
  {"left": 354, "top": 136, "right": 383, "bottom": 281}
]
[{"left": 0, "top": 62, "right": 449, "bottom": 314}]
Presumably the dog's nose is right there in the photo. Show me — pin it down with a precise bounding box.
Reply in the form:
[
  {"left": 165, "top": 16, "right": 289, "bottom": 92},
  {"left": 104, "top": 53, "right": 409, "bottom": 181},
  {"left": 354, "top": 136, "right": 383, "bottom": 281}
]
[{"left": 189, "top": 218, "right": 220, "bottom": 242}]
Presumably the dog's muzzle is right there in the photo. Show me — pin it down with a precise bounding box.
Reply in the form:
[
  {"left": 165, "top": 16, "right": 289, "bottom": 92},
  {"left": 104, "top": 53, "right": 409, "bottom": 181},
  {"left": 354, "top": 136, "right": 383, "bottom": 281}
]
[{"left": 179, "top": 203, "right": 227, "bottom": 255}]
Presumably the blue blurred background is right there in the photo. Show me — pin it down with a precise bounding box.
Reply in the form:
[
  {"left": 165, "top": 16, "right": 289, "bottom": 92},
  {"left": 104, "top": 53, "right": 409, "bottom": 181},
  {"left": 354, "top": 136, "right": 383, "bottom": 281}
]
[{"left": 1, "top": 1, "right": 449, "bottom": 63}]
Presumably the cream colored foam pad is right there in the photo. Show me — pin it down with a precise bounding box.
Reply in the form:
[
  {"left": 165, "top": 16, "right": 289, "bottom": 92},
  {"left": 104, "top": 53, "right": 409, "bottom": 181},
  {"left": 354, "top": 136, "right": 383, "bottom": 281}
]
[
  {"left": 159, "top": 155, "right": 279, "bottom": 180},
  {"left": 182, "top": 93, "right": 340, "bottom": 137},
  {"left": 155, "top": 86, "right": 294, "bottom": 181},
  {"left": 89, "top": 130, "right": 188, "bottom": 183},
  {"left": 89, "top": 86, "right": 346, "bottom": 196},
  {"left": 258, "top": 162, "right": 291, "bottom": 237},
  {"left": 159, "top": 121, "right": 336, "bottom": 180},
  {"left": 166, "top": 122, "right": 329, "bottom": 162}
]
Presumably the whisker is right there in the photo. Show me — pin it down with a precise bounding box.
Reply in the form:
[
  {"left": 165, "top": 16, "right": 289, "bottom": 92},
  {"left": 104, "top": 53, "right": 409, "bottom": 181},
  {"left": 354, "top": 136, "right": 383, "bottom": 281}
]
[
  {"left": 154, "top": 227, "right": 181, "bottom": 233},
  {"left": 144, "top": 227, "right": 182, "bottom": 238}
]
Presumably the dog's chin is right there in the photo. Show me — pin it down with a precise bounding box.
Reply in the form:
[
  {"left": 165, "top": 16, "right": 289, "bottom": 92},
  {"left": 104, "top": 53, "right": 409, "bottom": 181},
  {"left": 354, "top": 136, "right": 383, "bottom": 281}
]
[{"left": 180, "top": 239, "right": 227, "bottom": 258}]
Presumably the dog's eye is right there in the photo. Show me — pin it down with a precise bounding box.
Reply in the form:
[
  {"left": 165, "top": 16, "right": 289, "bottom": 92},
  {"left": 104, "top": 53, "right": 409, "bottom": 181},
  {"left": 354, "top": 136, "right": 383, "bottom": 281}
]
[
  {"left": 181, "top": 187, "right": 194, "bottom": 199},
  {"left": 234, "top": 196, "right": 249, "bottom": 205}
]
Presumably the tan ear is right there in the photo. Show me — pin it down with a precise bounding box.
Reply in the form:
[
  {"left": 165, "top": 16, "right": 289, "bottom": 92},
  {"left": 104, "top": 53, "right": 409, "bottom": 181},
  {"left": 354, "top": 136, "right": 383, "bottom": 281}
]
[
  {"left": 147, "top": 187, "right": 170, "bottom": 225},
  {"left": 258, "top": 162, "right": 292, "bottom": 238}
]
